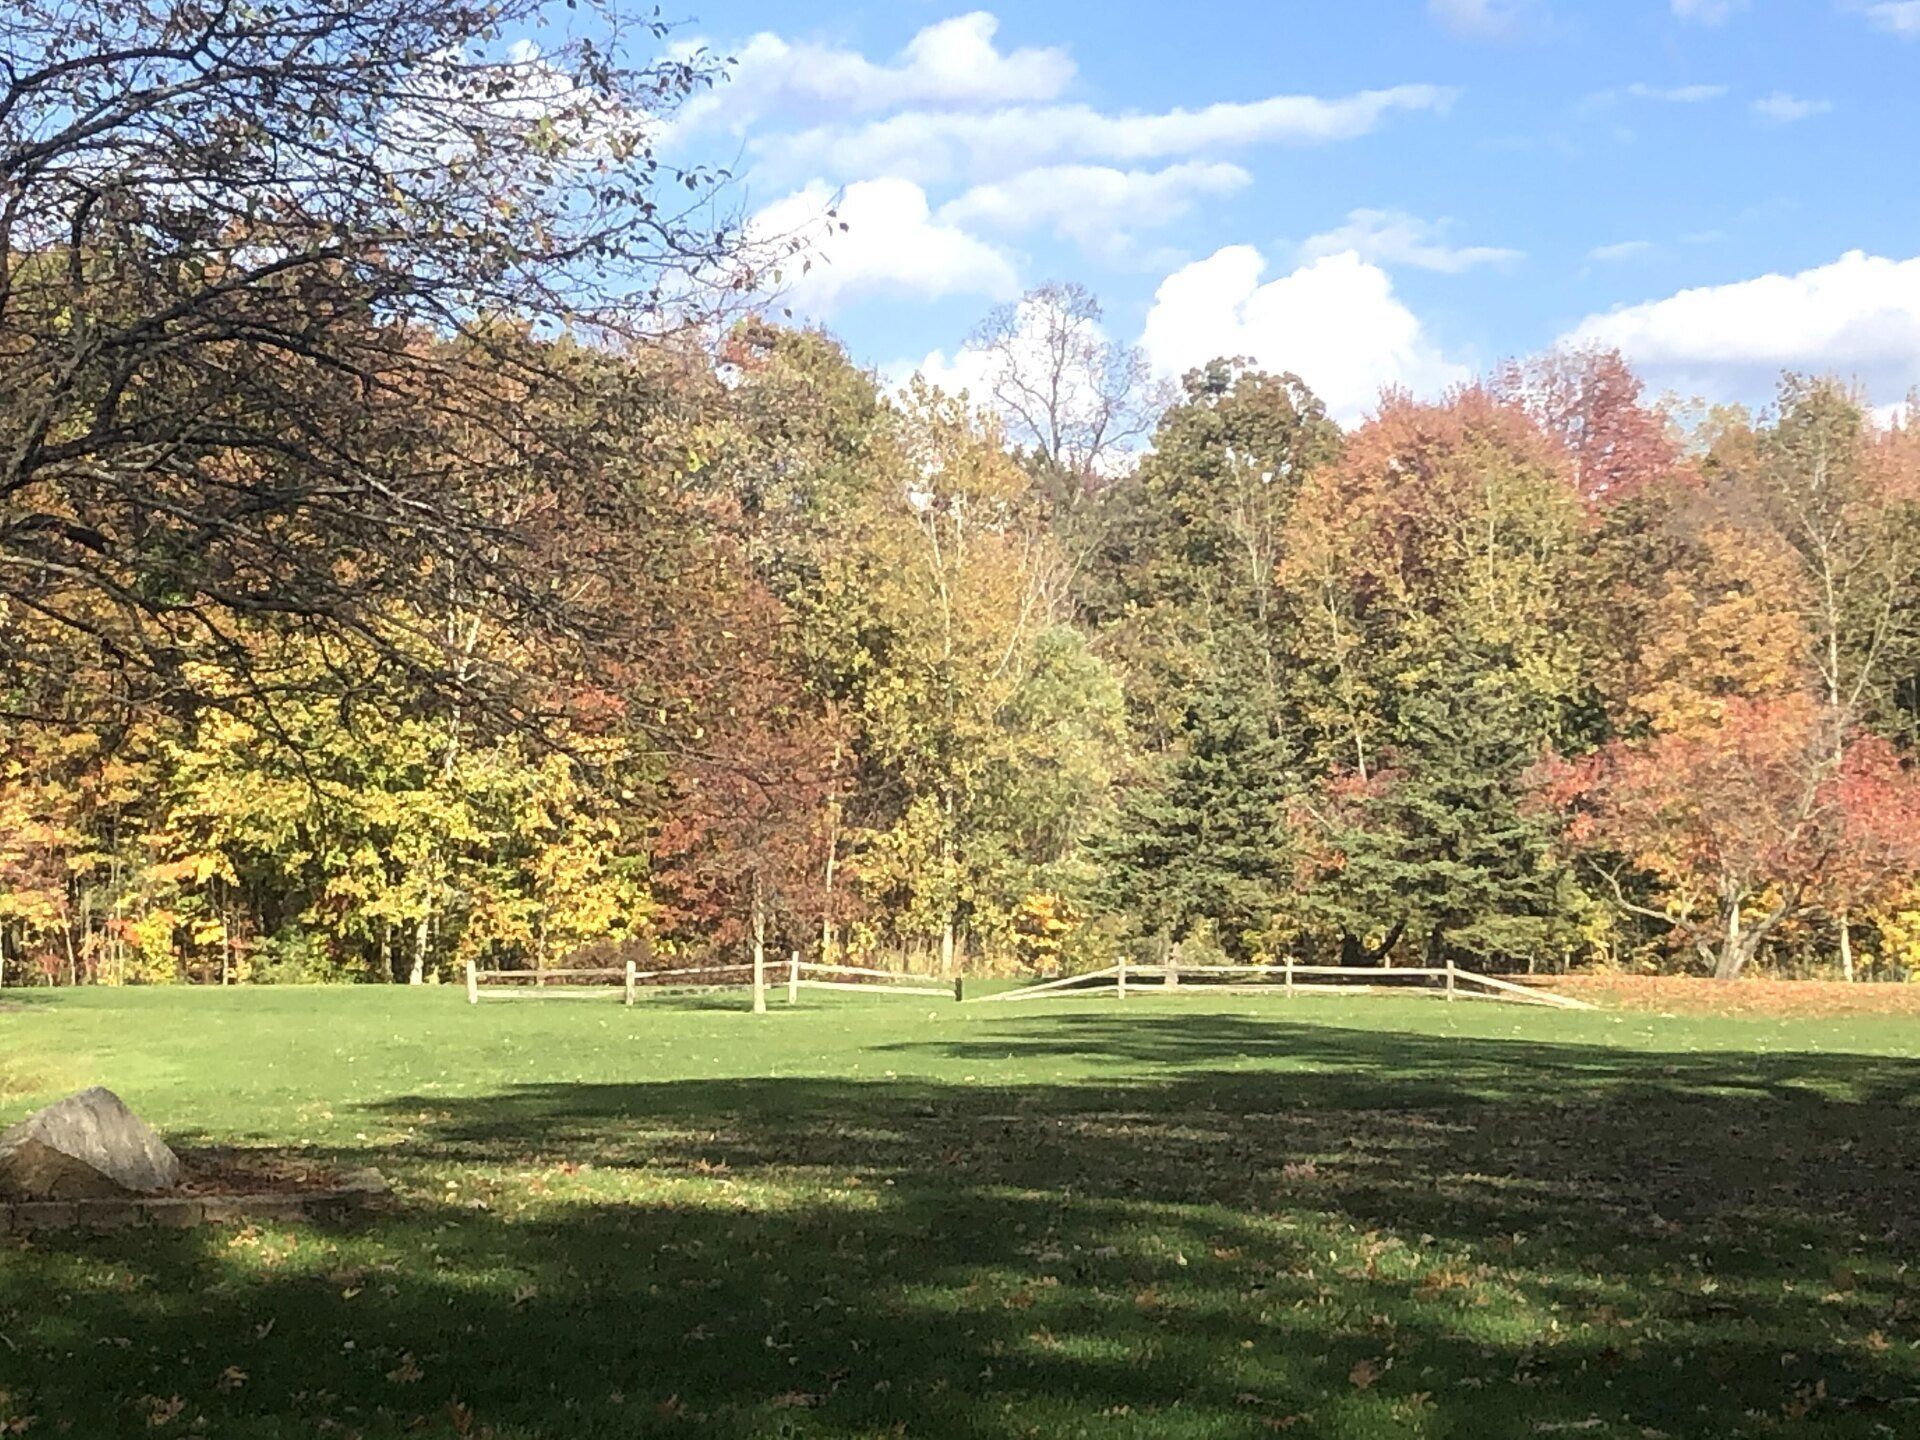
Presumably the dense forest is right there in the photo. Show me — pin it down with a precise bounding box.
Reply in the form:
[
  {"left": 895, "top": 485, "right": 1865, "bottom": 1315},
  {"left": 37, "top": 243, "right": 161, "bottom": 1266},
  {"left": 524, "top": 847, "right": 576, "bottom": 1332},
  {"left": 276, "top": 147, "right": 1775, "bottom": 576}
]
[{"left": 6, "top": 0, "right": 1920, "bottom": 988}]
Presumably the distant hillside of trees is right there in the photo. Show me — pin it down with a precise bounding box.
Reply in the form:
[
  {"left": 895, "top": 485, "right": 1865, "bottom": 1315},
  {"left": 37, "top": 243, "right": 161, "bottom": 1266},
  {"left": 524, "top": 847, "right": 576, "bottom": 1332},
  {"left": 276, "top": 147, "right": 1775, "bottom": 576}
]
[{"left": 7, "top": 1, "right": 1920, "bottom": 986}]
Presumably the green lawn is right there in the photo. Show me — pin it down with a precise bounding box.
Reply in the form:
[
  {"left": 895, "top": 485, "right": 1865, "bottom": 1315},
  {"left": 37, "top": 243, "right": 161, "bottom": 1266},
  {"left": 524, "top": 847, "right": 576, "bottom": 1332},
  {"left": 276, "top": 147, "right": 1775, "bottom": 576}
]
[{"left": 2, "top": 988, "right": 1918, "bottom": 1439}]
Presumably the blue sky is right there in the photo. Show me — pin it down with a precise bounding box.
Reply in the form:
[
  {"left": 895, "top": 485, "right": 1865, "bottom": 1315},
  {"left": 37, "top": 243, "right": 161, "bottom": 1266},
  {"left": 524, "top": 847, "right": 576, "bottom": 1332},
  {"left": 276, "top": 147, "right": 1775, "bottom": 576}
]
[{"left": 658, "top": 0, "right": 1920, "bottom": 422}]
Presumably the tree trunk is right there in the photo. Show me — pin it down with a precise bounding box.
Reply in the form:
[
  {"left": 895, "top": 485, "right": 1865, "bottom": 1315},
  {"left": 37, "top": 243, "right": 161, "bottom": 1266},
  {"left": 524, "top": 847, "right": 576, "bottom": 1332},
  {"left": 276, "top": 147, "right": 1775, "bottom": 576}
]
[
  {"left": 939, "top": 794, "right": 958, "bottom": 977},
  {"left": 1714, "top": 898, "right": 1751, "bottom": 981},
  {"left": 409, "top": 915, "right": 429, "bottom": 986},
  {"left": 751, "top": 879, "right": 768, "bottom": 1015},
  {"left": 1839, "top": 911, "right": 1855, "bottom": 983},
  {"left": 820, "top": 836, "right": 838, "bottom": 964},
  {"left": 820, "top": 726, "right": 843, "bottom": 964}
]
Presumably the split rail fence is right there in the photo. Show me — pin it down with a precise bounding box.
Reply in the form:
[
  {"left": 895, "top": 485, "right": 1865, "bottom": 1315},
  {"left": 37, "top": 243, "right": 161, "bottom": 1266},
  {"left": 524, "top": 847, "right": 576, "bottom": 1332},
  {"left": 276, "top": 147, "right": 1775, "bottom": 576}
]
[
  {"left": 465, "top": 954, "right": 956, "bottom": 1007},
  {"left": 961, "top": 957, "right": 1596, "bottom": 1010},
  {"left": 469, "top": 953, "right": 1593, "bottom": 1011}
]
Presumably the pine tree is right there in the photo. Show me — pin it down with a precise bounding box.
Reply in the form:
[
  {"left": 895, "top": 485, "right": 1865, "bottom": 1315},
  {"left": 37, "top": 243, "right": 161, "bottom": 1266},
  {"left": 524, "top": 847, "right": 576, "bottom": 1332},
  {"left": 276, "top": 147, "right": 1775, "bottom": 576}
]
[
  {"left": 1099, "top": 663, "right": 1294, "bottom": 958},
  {"left": 1305, "top": 645, "right": 1576, "bottom": 967}
]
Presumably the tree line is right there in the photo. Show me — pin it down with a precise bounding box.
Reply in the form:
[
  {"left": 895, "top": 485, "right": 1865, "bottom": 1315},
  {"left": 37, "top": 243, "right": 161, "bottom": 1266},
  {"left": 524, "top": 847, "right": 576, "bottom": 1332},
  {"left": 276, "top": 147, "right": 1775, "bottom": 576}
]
[{"left": 5, "top": 1, "right": 1920, "bottom": 986}]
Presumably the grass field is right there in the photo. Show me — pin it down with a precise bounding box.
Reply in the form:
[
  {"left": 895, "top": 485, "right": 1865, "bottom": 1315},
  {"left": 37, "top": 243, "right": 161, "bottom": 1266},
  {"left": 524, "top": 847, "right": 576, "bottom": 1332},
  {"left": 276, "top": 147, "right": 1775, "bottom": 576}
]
[{"left": 2, "top": 988, "right": 1918, "bottom": 1439}]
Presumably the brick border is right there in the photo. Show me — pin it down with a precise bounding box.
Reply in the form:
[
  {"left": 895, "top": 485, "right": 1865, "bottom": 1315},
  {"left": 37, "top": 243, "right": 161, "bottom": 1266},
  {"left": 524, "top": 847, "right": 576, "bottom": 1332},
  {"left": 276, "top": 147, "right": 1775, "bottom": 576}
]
[{"left": 0, "top": 1170, "right": 387, "bottom": 1233}]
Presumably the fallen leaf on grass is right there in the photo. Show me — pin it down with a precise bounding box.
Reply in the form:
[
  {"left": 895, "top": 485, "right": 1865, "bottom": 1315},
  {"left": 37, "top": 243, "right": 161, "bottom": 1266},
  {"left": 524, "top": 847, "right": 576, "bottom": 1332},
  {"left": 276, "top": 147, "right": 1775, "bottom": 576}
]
[{"left": 385, "top": 1353, "right": 424, "bottom": 1385}]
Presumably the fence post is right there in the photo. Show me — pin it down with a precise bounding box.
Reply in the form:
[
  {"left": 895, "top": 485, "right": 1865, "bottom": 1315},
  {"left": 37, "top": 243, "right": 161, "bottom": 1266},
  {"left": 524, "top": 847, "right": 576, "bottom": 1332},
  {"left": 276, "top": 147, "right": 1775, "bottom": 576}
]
[
  {"left": 953, "top": 977, "right": 964, "bottom": 1003},
  {"left": 625, "top": 960, "right": 637, "bottom": 1007},
  {"left": 788, "top": 950, "right": 801, "bottom": 1005},
  {"left": 1445, "top": 957, "right": 1457, "bottom": 1003},
  {"left": 1284, "top": 955, "right": 1295, "bottom": 997},
  {"left": 466, "top": 959, "right": 478, "bottom": 1006},
  {"left": 1117, "top": 953, "right": 1128, "bottom": 1001}
]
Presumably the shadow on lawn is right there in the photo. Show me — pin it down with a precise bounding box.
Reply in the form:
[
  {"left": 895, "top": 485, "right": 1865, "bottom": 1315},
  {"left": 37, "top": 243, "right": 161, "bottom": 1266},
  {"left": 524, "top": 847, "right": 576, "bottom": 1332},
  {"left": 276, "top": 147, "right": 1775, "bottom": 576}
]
[{"left": 4, "top": 1014, "right": 1918, "bottom": 1439}]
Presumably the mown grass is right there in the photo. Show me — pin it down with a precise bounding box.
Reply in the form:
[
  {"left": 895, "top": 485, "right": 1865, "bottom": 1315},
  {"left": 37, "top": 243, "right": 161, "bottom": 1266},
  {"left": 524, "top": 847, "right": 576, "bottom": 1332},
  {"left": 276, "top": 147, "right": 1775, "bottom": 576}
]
[{"left": 2, "top": 986, "right": 1917, "bottom": 1438}]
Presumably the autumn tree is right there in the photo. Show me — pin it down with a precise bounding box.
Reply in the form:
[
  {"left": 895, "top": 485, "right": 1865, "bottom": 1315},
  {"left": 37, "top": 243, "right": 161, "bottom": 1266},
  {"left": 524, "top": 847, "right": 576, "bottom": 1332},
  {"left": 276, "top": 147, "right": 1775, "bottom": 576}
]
[
  {"left": 1495, "top": 346, "right": 1678, "bottom": 507},
  {"left": 1735, "top": 380, "right": 1920, "bottom": 737},
  {"left": 647, "top": 575, "right": 843, "bottom": 969},
  {"left": 1546, "top": 697, "right": 1920, "bottom": 979},
  {"left": 0, "top": 0, "right": 749, "bottom": 723},
  {"left": 1095, "top": 360, "right": 1341, "bottom": 741},
  {"left": 1277, "top": 390, "right": 1595, "bottom": 962}
]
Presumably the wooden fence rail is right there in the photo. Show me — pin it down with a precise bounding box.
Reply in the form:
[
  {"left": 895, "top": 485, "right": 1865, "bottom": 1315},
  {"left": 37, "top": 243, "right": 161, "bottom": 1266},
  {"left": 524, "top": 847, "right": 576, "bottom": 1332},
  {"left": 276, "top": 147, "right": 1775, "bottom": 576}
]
[
  {"left": 468, "top": 959, "right": 760, "bottom": 1005},
  {"left": 963, "top": 959, "right": 1594, "bottom": 1011},
  {"left": 786, "top": 957, "right": 958, "bottom": 1001},
  {"left": 467, "top": 955, "right": 1596, "bottom": 1012}
]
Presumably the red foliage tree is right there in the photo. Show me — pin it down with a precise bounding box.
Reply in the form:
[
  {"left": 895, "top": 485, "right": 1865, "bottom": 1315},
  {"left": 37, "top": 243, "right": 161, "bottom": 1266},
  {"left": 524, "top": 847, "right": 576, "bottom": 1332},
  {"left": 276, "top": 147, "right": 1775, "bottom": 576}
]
[
  {"left": 1496, "top": 347, "right": 1681, "bottom": 507},
  {"left": 645, "top": 575, "right": 845, "bottom": 963},
  {"left": 1541, "top": 696, "right": 1920, "bottom": 978}
]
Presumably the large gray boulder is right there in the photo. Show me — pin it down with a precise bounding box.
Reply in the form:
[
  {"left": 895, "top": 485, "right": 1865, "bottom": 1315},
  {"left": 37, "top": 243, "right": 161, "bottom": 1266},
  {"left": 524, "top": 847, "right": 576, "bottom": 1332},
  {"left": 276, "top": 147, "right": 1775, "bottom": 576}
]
[{"left": 0, "top": 1087, "right": 182, "bottom": 1200}]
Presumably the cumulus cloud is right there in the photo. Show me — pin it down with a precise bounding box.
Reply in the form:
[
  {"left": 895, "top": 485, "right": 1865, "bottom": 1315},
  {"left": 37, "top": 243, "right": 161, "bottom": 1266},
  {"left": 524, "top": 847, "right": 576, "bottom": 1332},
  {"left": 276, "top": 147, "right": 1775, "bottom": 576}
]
[
  {"left": 748, "top": 178, "right": 1020, "bottom": 317},
  {"left": 1752, "top": 92, "right": 1834, "bottom": 124},
  {"left": 1297, "top": 209, "right": 1522, "bottom": 273},
  {"left": 1564, "top": 250, "right": 1920, "bottom": 406},
  {"left": 1670, "top": 0, "right": 1748, "bottom": 23},
  {"left": 1139, "top": 247, "right": 1469, "bottom": 424},
  {"left": 752, "top": 85, "right": 1458, "bottom": 185},
  {"left": 675, "top": 12, "right": 1074, "bottom": 134},
  {"left": 898, "top": 344, "right": 999, "bottom": 403},
  {"left": 939, "top": 161, "right": 1250, "bottom": 261}
]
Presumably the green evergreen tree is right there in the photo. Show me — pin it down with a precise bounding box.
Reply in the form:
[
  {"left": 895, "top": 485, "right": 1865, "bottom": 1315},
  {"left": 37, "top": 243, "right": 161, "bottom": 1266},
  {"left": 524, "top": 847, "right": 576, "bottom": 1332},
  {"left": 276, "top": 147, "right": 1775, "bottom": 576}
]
[
  {"left": 1304, "top": 644, "right": 1577, "bottom": 966},
  {"left": 1098, "top": 660, "right": 1294, "bottom": 958}
]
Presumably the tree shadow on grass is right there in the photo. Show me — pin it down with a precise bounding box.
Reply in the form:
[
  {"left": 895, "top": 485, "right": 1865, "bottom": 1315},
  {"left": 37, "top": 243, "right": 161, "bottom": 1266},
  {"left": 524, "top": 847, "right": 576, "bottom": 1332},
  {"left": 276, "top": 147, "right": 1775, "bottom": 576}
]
[{"left": 3, "top": 1014, "right": 1918, "bottom": 1438}]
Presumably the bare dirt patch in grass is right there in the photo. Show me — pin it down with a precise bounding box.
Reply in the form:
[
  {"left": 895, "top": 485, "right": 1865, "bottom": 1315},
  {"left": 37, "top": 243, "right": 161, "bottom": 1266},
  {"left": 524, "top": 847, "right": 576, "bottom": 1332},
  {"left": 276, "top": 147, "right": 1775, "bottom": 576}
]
[{"left": 172, "top": 1147, "right": 375, "bottom": 1198}]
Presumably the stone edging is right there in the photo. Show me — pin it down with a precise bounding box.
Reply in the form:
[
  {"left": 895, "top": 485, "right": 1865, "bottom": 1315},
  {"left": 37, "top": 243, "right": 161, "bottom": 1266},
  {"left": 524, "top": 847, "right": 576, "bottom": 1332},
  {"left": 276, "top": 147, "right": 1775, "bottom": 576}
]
[{"left": 0, "top": 1171, "right": 388, "bottom": 1233}]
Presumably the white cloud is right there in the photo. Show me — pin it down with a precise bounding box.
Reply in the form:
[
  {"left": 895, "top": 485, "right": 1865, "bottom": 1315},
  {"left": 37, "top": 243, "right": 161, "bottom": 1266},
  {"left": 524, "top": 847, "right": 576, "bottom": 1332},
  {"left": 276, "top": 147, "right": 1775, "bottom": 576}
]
[
  {"left": 1862, "top": 2, "right": 1920, "bottom": 37},
  {"left": 899, "top": 343, "right": 1000, "bottom": 402},
  {"left": 1583, "top": 81, "right": 1728, "bottom": 113},
  {"left": 748, "top": 178, "right": 1019, "bottom": 317},
  {"left": 1671, "top": 0, "right": 1748, "bottom": 23},
  {"left": 1298, "top": 209, "right": 1522, "bottom": 273},
  {"left": 1589, "top": 240, "right": 1655, "bottom": 262},
  {"left": 676, "top": 13, "right": 1074, "bottom": 134},
  {"left": 1625, "top": 82, "right": 1730, "bottom": 103},
  {"left": 1564, "top": 250, "right": 1920, "bottom": 406},
  {"left": 1140, "top": 247, "right": 1469, "bottom": 424},
  {"left": 752, "top": 85, "right": 1458, "bottom": 185},
  {"left": 1752, "top": 92, "right": 1834, "bottom": 124},
  {"left": 1430, "top": 0, "right": 1541, "bottom": 38},
  {"left": 939, "top": 161, "right": 1250, "bottom": 261}
]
